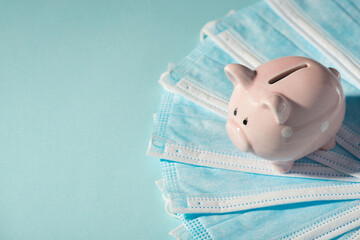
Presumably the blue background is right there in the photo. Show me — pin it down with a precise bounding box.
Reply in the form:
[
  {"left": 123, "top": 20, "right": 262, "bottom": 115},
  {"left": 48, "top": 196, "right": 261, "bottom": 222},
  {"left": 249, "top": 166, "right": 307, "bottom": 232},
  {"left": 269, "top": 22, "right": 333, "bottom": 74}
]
[{"left": 0, "top": 0, "right": 255, "bottom": 239}]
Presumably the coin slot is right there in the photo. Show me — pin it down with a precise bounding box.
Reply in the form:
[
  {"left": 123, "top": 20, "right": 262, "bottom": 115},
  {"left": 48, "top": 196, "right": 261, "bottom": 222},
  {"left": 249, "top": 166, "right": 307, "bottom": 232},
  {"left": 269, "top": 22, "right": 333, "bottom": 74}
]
[{"left": 268, "top": 64, "right": 308, "bottom": 84}]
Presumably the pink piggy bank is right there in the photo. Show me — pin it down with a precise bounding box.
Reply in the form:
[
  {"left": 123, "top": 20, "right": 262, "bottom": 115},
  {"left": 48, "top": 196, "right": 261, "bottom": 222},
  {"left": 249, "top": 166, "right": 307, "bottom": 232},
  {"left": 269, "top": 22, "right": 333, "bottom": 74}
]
[{"left": 225, "top": 56, "right": 345, "bottom": 173}]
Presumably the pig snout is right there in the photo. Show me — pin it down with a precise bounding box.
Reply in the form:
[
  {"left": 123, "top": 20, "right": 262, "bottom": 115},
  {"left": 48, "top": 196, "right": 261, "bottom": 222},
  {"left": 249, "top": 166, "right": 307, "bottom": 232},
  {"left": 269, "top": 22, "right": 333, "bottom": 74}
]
[{"left": 226, "top": 118, "right": 250, "bottom": 152}]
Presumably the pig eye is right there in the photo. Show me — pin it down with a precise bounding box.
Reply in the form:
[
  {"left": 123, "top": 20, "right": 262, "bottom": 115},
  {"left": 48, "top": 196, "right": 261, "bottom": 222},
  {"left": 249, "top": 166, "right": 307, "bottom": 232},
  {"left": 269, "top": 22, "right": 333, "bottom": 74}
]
[
  {"left": 243, "top": 117, "right": 248, "bottom": 125},
  {"left": 234, "top": 108, "right": 238, "bottom": 116}
]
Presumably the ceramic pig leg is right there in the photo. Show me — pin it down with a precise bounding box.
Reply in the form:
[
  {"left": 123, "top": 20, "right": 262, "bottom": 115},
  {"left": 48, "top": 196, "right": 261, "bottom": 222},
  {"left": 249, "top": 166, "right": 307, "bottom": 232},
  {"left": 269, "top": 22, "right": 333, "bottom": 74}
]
[
  {"left": 320, "top": 137, "right": 336, "bottom": 151},
  {"left": 272, "top": 160, "right": 294, "bottom": 173}
]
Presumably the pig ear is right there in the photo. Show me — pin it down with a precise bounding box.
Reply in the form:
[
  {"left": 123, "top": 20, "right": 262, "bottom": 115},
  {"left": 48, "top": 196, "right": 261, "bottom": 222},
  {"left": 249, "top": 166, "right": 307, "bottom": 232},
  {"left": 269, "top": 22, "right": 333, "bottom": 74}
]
[
  {"left": 261, "top": 94, "right": 291, "bottom": 125},
  {"left": 329, "top": 67, "right": 341, "bottom": 81},
  {"left": 224, "top": 63, "right": 255, "bottom": 90}
]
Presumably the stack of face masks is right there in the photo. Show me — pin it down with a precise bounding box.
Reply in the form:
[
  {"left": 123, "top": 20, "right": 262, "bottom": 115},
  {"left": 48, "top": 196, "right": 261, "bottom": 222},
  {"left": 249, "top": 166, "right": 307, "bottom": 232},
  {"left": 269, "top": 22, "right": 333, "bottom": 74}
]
[{"left": 147, "top": 0, "right": 360, "bottom": 238}]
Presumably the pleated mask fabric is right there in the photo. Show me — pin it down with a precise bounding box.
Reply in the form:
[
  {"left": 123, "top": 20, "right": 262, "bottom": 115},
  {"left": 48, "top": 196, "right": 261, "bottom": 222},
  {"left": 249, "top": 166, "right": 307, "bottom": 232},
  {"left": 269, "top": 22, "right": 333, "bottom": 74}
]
[
  {"left": 157, "top": 160, "right": 360, "bottom": 214},
  {"left": 170, "top": 200, "right": 360, "bottom": 240}
]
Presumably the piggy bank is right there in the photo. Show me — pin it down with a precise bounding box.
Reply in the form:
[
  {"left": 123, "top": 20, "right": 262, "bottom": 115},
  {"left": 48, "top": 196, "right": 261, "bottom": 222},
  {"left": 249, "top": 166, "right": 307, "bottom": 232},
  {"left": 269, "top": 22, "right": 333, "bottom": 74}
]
[{"left": 225, "top": 56, "right": 345, "bottom": 173}]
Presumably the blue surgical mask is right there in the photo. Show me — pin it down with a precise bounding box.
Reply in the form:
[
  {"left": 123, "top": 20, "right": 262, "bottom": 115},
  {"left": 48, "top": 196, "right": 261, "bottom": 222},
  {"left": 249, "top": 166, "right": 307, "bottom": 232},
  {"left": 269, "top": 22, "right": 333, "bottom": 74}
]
[
  {"left": 157, "top": 160, "right": 360, "bottom": 214},
  {"left": 152, "top": 0, "right": 360, "bottom": 177},
  {"left": 169, "top": 200, "right": 360, "bottom": 240},
  {"left": 148, "top": 91, "right": 360, "bottom": 180}
]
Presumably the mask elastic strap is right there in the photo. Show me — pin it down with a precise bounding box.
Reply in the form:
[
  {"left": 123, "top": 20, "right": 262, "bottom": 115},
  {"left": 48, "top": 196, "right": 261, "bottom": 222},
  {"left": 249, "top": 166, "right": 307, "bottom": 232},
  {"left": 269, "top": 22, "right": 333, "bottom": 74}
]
[{"left": 161, "top": 193, "right": 181, "bottom": 219}]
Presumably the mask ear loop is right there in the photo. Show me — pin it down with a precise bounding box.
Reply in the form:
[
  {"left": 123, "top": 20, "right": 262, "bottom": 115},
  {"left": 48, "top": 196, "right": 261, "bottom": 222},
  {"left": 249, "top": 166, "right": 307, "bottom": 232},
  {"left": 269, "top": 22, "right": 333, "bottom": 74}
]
[
  {"left": 199, "top": 20, "right": 218, "bottom": 42},
  {"left": 199, "top": 10, "right": 236, "bottom": 42},
  {"left": 161, "top": 193, "right": 181, "bottom": 219}
]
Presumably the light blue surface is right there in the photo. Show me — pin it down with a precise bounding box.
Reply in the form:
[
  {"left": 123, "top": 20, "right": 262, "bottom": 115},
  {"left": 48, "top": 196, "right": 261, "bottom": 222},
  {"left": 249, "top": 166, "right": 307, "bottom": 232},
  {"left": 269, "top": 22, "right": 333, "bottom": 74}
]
[{"left": 0, "top": 0, "right": 256, "bottom": 239}]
